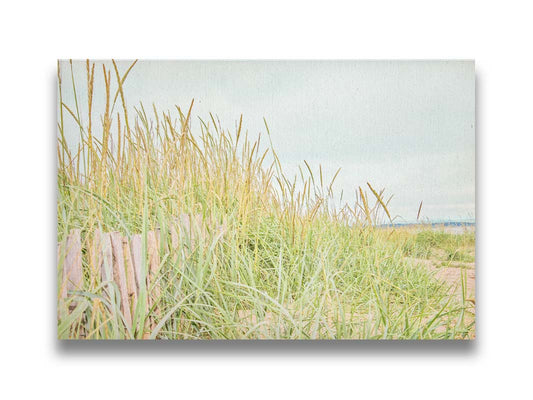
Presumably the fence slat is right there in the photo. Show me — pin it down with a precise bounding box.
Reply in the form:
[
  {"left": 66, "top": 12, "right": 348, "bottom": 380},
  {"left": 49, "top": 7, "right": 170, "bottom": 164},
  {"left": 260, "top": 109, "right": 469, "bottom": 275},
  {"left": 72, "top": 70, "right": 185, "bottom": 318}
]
[
  {"left": 170, "top": 225, "right": 179, "bottom": 249},
  {"left": 129, "top": 233, "right": 151, "bottom": 338},
  {"left": 110, "top": 232, "right": 132, "bottom": 328},
  {"left": 61, "top": 229, "right": 83, "bottom": 299},
  {"left": 58, "top": 241, "right": 66, "bottom": 300},
  {"left": 90, "top": 229, "right": 103, "bottom": 287},
  {"left": 147, "top": 230, "right": 161, "bottom": 332},
  {"left": 122, "top": 236, "right": 138, "bottom": 315},
  {"left": 100, "top": 232, "right": 114, "bottom": 283},
  {"left": 130, "top": 234, "right": 142, "bottom": 291},
  {"left": 170, "top": 224, "right": 179, "bottom": 266}
]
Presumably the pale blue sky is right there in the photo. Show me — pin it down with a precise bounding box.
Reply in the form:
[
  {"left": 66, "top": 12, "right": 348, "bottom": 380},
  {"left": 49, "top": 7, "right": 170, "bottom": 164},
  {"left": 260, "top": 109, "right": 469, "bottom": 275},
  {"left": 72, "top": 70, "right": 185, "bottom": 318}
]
[{"left": 59, "top": 60, "right": 475, "bottom": 222}]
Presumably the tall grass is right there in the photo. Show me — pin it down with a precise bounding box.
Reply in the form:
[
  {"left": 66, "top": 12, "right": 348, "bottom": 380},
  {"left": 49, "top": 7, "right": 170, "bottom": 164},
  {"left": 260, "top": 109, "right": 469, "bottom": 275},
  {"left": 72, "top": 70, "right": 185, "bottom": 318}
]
[{"left": 57, "top": 60, "right": 474, "bottom": 339}]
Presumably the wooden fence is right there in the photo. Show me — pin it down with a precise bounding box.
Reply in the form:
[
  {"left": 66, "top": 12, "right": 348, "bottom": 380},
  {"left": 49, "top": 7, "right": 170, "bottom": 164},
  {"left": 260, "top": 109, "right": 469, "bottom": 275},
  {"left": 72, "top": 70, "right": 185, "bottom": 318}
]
[{"left": 57, "top": 214, "right": 223, "bottom": 338}]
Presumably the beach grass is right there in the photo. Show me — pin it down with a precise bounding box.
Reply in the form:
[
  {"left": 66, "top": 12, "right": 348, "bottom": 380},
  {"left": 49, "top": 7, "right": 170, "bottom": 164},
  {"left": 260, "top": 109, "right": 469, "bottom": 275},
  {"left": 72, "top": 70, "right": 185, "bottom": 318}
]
[{"left": 57, "top": 60, "right": 475, "bottom": 339}]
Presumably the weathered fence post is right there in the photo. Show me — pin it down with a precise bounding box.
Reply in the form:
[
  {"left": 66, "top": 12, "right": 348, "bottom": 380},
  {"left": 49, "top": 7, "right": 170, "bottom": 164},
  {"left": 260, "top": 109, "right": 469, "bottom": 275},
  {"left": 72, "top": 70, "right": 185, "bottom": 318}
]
[
  {"left": 110, "top": 232, "right": 132, "bottom": 329},
  {"left": 59, "top": 229, "right": 83, "bottom": 301},
  {"left": 122, "top": 236, "right": 138, "bottom": 317}
]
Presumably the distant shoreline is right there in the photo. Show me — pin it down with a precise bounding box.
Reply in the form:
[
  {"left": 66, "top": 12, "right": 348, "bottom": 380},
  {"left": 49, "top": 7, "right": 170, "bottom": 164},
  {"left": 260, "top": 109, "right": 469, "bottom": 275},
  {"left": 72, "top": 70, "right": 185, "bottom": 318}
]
[
  {"left": 377, "top": 221, "right": 475, "bottom": 234},
  {"left": 378, "top": 221, "right": 475, "bottom": 228}
]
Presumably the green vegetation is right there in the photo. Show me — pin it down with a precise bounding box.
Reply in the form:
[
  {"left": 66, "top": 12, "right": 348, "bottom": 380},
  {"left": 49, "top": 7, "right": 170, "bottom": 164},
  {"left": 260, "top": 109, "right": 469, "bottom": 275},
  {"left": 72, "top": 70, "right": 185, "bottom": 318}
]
[
  {"left": 57, "top": 60, "right": 475, "bottom": 339},
  {"left": 401, "top": 230, "right": 475, "bottom": 262}
]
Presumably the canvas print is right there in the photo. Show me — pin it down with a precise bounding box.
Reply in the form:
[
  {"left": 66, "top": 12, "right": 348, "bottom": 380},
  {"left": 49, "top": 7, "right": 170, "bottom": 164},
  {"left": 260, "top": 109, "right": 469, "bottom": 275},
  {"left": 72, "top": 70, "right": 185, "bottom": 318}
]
[{"left": 57, "top": 60, "right": 475, "bottom": 340}]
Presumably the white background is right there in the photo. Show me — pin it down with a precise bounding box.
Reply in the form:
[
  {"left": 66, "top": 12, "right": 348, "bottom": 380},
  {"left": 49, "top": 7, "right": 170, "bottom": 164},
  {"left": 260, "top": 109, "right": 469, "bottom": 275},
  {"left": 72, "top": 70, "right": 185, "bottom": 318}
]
[{"left": 1, "top": 1, "right": 531, "bottom": 399}]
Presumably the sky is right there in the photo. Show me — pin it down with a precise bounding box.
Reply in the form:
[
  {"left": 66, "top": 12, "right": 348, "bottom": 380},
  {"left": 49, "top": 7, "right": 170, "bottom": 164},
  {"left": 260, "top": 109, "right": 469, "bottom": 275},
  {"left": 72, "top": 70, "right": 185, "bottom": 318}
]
[{"left": 59, "top": 60, "right": 475, "bottom": 223}]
